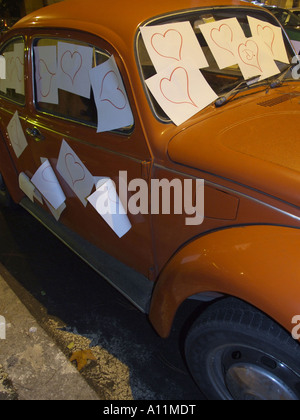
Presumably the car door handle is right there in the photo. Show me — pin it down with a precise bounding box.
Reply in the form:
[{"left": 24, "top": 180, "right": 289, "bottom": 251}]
[{"left": 26, "top": 127, "right": 45, "bottom": 142}]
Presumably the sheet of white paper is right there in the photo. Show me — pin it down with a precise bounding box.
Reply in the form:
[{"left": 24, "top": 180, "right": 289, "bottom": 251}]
[
  {"left": 4, "top": 44, "right": 24, "bottom": 95},
  {"left": 199, "top": 18, "right": 245, "bottom": 69},
  {"left": 88, "top": 178, "right": 131, "bottom": 238},
  {"left": 0, "top": 56, "right": 6, "bottom": 80},
  {"left": 14, "top": 43, "right": 25, "bottom": 95},
  {"left": 233, "top": 36, "right": 280, "bottom": 80},
  {"left": 31, "top": 159, "right": 66, "bottom": 210},
  {"left": 18, "top": 172, "right": 35, "bottom": 202},
  {"left": 248, "top": 16, "right": 289, "bottom": 64},
  {"left": 57, "top": 139, "right": 95, "bottom": 206},
  {"left": 89, "top": 56, "right": 134, "bottom": 133},
  {"left": 140, "top": 22, "right": 208, "bottom": 71},
  {"left": 146, "top": 64, "right": 217, "bottom": 126},
  {"left": 57, "top": 42, "right": 93, "bottom": 98},
  {"left": 34, "top": 46, "right": 58, "bottom": 104},
  {"left": 7, "top": 111, "right": 28, "bottom": 158}
]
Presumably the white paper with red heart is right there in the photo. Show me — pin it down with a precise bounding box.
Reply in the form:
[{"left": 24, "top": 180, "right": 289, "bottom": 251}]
[
  {"left": 34, "top": 46, "right": 58, "bottom": 105},
  {"left": 248, "top": 16, "right": 289, "bottom": 64},
  {"left": 87, "top": 177, "right": 132, "bottom": 238},
  {"left": 57, "top": 139, "right": 95, "bottom": 207},
  {"left": 31, "top": 159, "right": 66, "bottom": 210},
  {"left": 89, "top": 56, "right": 134, "bottom": 133},
  {"left": 232, "top": 36, "right": 280, "bottom": 80},
  {"left": 4, "top": 43, "right": 24, "bottom": 95},
  {"left": 199, "top": 18, "right": 245, "bottom": 69},
  {"left": 146, "top": 63, "right": 217, "bottom": 126},
  {"left": 7, "top": 111, "right": 28, "bottom": 158},
  {"left": 57, "top": 42, "right": 93, "bottom": 99},
  {"left": 140, "top": 22, "right": 208, "bottom": 72}
]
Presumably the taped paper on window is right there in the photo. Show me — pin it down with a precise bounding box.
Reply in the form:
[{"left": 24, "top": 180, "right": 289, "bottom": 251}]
[
  {"left": 89, "top": 55, "right": 134, "bottom": 133},
  {"left": 146, "top": 63, "right": 217, "bottom": 126},
  {"left": 34, "top": 45, "right": 58, "bottom": 104},
  {"left": 140, "top": 21, "right": 208, "bottom": 71},
  {"left": 57, "top": 42, "right": 93, "bottom": 98}
]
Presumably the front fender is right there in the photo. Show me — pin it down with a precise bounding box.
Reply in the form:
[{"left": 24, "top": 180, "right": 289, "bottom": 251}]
[{"left": 149, "top": 225, "right": 300, "bottom": 337}]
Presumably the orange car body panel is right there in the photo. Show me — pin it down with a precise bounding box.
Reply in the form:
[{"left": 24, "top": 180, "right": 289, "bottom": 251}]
[
  {"left": 150, "top": 225, "right": 300, "bottom": 337},
  {"left": 0, "top": 0, "right": 299, "bottom": 338}
]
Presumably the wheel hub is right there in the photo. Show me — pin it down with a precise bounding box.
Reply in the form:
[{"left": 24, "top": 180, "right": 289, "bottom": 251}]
[{"left": 225, "top": 363, "right": 298, "bottom": 400}]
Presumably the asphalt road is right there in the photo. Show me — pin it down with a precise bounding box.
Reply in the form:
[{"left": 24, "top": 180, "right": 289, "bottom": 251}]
[{"left": 0, "top": 204, "right": 205, "bottom": 400}]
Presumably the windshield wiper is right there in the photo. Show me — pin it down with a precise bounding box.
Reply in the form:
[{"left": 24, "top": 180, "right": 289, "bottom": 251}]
[
  {"left": 267, "top": 63, "right": 294, "bottom": 90},
  {"left": 215, "top": 75, "right": 261, "bottom": 107}
]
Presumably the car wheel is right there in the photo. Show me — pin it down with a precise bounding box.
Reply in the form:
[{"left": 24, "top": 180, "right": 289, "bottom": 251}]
[{"left": 185, "top": 297, "right": 300, "bottom": 400}]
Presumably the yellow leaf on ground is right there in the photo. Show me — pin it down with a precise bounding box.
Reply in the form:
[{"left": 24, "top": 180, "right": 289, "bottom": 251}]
[{"left": 70, "top": 349, "right": 97, "bottom": 371}]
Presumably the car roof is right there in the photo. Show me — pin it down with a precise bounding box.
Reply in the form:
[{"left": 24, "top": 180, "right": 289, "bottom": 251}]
[{"left": 14, "top": 0, "right": 249, "bottom": 43}]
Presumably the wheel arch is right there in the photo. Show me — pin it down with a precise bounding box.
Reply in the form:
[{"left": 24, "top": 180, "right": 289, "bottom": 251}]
[{"left": 149, "top": 224, "right": 300, "bottom": 338}]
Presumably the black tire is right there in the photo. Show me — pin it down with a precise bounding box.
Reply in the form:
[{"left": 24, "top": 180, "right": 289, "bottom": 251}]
[{"left": 185, "top": 297, "right": 300, "bottom": 400}]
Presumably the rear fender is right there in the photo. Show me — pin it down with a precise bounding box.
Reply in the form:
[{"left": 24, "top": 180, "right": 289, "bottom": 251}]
[{"left": 149, "top": 225, "right": 300, "bottom": 337}]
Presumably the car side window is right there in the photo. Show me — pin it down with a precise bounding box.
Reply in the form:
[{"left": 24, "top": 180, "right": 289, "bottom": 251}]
[
  {"left": 0, "top": 37, "right": 25, "bottom": 105},
  {"left": 33, "top": 37, "right": 134, "bottom": 133},
  {"left": 33, "top": 38, "right": 109, "bottom": 127}
]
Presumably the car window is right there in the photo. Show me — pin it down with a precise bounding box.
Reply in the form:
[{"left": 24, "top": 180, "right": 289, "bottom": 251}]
[
  {"left": 33, "top": 37, "right": 134, "bottom": 133},
  {"left": 0, "top": 37, "right": 25, "bottom": 105}
]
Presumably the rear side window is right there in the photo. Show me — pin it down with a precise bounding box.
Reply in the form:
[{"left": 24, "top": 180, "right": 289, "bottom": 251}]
[
  {"left": 0, "top": 37, "right": 25, "bottom": 105},
  {"left": 33, "top": 38, "right": 134, "bottom": 133}
]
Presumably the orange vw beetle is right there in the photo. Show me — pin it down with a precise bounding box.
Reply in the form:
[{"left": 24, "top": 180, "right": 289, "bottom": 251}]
[{"left": 1, "top": 0, "right": 300, "bottom": 399}]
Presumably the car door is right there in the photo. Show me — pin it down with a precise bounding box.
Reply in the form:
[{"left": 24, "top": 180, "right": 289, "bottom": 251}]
[
  {"left": 0, "top": 36, "right": 35, "bottom": 179},
  {"left": 22, "top": 29, "right": 154, "bottom": 279}
]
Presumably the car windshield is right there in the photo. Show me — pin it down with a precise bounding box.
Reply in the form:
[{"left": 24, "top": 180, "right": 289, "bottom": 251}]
[
  {"left": 272, "top": 9, "right": 300, "bottom": 27},
  {"left": 136, "top": 6, "right": 295, "bottom": 122}
]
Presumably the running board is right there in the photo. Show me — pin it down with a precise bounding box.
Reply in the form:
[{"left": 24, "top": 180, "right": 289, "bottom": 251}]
[{"left": 20, "top": 198, "right": 154, "bottom": 313}]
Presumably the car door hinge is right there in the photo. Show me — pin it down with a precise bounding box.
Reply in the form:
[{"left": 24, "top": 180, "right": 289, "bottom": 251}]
[{"left": 141, "top": 160, "right": 152, "bottom": 180}]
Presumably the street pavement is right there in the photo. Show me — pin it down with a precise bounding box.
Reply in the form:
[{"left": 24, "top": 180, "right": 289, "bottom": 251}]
[
  {"left": 0, "top": 265, "right": 99, "bottom": 400},
  {"left": 0, "top": 205, "right": 203, "bottom": 400}
]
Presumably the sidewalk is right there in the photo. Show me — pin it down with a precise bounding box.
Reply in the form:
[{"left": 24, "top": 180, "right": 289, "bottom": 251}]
[{"left": 0, "top": 266, "right": 100, "bottom": 400}]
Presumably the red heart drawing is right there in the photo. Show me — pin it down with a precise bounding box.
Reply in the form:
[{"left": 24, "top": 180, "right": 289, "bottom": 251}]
[
  {"left": 60, "top": 50, "right": 82, "bottom": 85},
  {"left": 6, "top": 56, "right": 24, "bottom": 83},
  {"left": 6, "top": 57, "right": 15, "bottom": 82},
  {"left": 210, "top": 24, "right": 234, "bottom": 56},
  {"left": 42, "top": 164, "right": 57, "bottom": 184},
  {"left": 238, "top": 40, "right": 262, "bottom": 72},
  {"left": 65, "top": 153, "right": 85, "bottom": 186},
  {"left": 257, "top": 25, "right": 275, "bottom": 55},
  {"left": 151, "top": 29, "right": 183, "bottom": 61},
  {"left": 38, "top": 59, "right": 56, "bottom": 98},
  {"left": 100, "top": 70, "right": 127, "bottom": 110},
  {"left": 160, "top": 66, "right": 197, "bottom": 107},
  {"left": 14, "top": 57, "right": 24, "bottom": 83}
]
